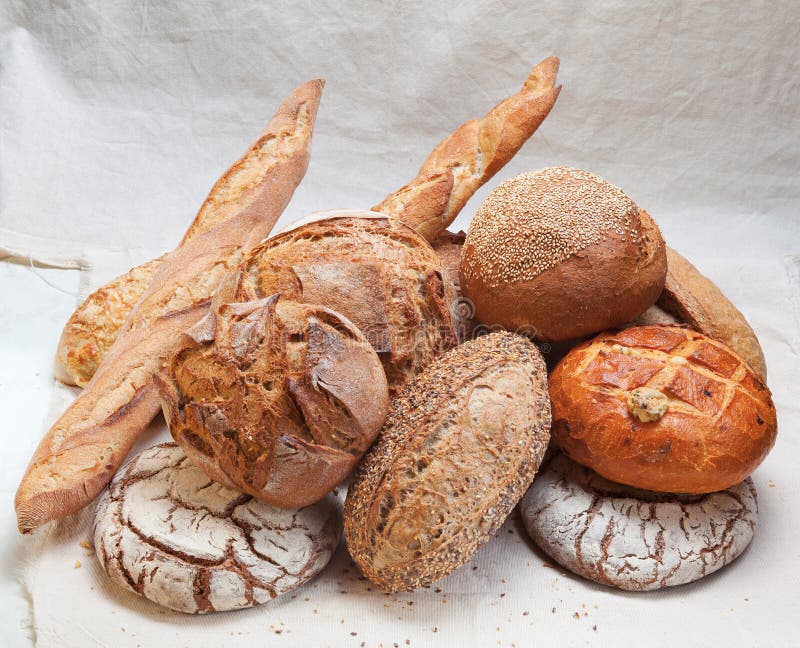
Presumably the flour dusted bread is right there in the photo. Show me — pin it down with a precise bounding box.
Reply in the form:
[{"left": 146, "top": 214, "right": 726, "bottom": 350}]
[
  {"left": 460, "top": 167, "right": 667, "bottom": 341},
  {"left": 93, "top": 444, "right": 342, "bottom": 613},
  {"left": 344, "top": 332, "right": 551, "bottom": 592},
  {"left": 549, "top": 325, "right": 777, "bottom": 493},
  {"left": 520, "top": 454, "right": 758, "bottom": 591},
  {"left": 233, "top": 212, "right": 459, "bottom": 391},
  {"left": 157, "top": 286, "right": 389, "bottom": 509}
]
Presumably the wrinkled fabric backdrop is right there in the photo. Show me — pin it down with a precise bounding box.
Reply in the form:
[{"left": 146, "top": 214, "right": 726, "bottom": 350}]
[{"left": 1, "top": 1, "right": 798, "bottom": 647}]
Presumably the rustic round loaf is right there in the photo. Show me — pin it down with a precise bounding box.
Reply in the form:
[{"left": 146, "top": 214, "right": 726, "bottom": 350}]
[
  {"left": 156, "top": 293, "right": 389, "bottom": 509},
  {"left": 520, "top": 453, "right": 758, "bottom": 591},
  {"left": 550, "top": 324, "right": 777, "bottom": 493},
  {"left": 344, "top": 331, "right": 551, "bottom": 592},
  {"left": 93, "top": 443, "right": 342, "bottom": 613},
  {"left": 460, "top": 167, "right": 667, "bottom": 341},
  {"left": 233, "top": 211, "right": 459, "bottom": 391}
]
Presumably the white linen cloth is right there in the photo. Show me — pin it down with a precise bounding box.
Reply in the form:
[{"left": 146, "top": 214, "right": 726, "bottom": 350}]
[{"left": 1, "top": 1, "right": 798, "bottom": 646}]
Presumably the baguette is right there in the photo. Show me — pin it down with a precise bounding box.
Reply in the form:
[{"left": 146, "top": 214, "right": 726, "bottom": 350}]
[
  {"left": 375, "top": 56, "right": 561, "bottom": 241},
  {"left": 15, "top": 79, "right": 324, "bottom": 533}
]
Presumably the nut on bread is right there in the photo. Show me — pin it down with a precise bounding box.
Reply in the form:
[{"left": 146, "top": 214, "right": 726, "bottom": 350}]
[
  {"left": 549, "top": 325, "right": 777, "bottom": 494},
  {"left": 344, "top": 332, "right": 551, "bottom": 592},
  {"left": 157, "top": 291, "right": 389, "bottom": 509}
]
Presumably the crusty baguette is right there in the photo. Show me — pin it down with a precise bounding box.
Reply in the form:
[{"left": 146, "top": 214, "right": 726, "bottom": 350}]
[
  {"left": 55, "top": 89, "right": 323, "bottom": 387},
  {"left": 15, "top": 79, "right": 324, "bottom": 534},
  {"left": 375, "top": 56, "right": 561, "bottom": 241}
]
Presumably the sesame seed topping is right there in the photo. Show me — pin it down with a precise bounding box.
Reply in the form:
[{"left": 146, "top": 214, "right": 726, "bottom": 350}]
[{"left": 463, "top": 167, "right": 640, "bottom": 288}]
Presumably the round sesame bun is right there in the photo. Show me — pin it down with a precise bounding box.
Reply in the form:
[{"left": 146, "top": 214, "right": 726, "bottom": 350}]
[{"left": 460, "top": 167, "right": 667, "bottom": 341}]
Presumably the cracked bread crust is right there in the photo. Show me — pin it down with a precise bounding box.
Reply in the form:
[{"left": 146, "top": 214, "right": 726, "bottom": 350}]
[
  {"left": 93, "top": 443, "right": 342, "bottom": 613},
  {"left": 549, "top": 325, "right": 777, "bottom": 494},
  {"left": 234, "top": 214, "right": 459, "bottom": 392},
  {"left": 157, "top": 292, "right": 389, "bottom": 509},
  {"left": 520, "top": 453, "right": 758, "bottom": 591},
  {"left": 344, "top": 332, "right": 551, "bottom": 592}
]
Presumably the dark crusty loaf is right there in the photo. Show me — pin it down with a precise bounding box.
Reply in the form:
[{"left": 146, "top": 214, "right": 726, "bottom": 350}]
[
  {"left": 233, "top": 212, "right": 459, "bottom": 392},
  {"left": 344, "top": 332, "right": 551, "bottom": 592},
  {"left": 156, "top": 283, "right": 389, "bottom": 509}
]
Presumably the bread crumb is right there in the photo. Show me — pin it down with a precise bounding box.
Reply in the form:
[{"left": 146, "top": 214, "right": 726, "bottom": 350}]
[
  {"left": 73, "top": 561, "right": 81, "bottom": 569},
  {"left": 79, "top": 540, "right": 93, "bottom": 551},
  {"left": 573, "top": 612, "right": 580, "bottom": 619}
]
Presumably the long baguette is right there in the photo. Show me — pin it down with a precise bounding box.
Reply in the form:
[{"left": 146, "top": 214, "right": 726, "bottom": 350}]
[
  {"left": 376, "top": 56, "right": 561, "bottom": 241},
  {"left": 15, "top": 79, "right": 324, "bottom": 534},
  {"left": 55, "top": 89, "right": 323, "bottom": 387}
]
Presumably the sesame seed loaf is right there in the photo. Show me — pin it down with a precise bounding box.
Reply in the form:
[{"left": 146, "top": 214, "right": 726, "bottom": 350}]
[
  {"left": 233, "top": 214, "right": 460, "bottom": 392},
  {"left": 460, "top": 167, "right": 667, "bottom": 341},
  {"left": 344, "top": 332, "right": 551, "bottom": 592},
  {"left": 156, "top": 286, "right": 389, "bottom": 509}
]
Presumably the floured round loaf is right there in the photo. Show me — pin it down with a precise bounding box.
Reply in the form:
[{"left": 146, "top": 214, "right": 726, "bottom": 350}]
[
  {"left": 93, "top": 443, "right": 342, "bottom": 613},
  {"left": 345, "top": 332, "right": 551, "bottom": 592},
  {"left": 233, "top": 211, "right": 459, "bottom": 391},
  {"left": 520, "top": 453, "right": 758, "bottom": 591},
  {"left": 157, "top": 292, "right": 389, "bottom": 509}
]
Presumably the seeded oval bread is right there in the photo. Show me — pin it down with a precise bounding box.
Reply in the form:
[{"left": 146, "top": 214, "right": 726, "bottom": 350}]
[
  {"left": 460, "top": 167, "right": 667, "bottom": 341},
  {"left": 549, "top": 325, "right": 777, "bottom": 494},
  {"left": 521, "top": 453, "right": 758, "bottom": 591},
  {"left": 156, "top": 289, "right": 389, "bottom": 509},
  {"left": 93, "top": 443, "right": 342, "bottom": 613},
  {"left": 344, "top": 331, "right": 551, "bottom": 592},
  {"left": 233, "top": 212, "right": 459, "bottom": 392}
]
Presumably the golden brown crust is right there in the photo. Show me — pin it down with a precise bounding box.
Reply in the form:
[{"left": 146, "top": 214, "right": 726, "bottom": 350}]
[
  {"left": 460, "top": 169, "right": 667, "bottom": 341},
  {"left": 658, "top": 247, "right": 767, "bottom": 380},
  {"left": 344, "top": 332, "right": 551, "bottom": 592},
  {"left": 15, "top": 80, "right": 324, "bottom": 533},
  {"left": 549, "top": 325, "right": 777, "bottom": 494},
  {"left": 158, "top": 293, "right": 388, "bottom": 509},
  {"left": 375, "top": 57, "right": 561, "bottom": 241},
  {"left": 234, "top": 215, "right": 459, "bottom": 392}
]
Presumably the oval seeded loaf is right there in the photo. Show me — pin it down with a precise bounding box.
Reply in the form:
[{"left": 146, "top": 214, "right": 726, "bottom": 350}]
[{"left": 344, "top": 331, "right": 551, "bottom": 592}]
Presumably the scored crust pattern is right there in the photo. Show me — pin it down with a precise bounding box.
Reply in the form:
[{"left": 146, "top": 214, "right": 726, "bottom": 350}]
[
  {"left": 93, "top": 443, "right": 342, "bottom": 614},
  {"left": 521, "top": 453, "right": 758, "bottom": 591},
  {"left": 550, "top": 325, "right": 777, "bottom": 493}
]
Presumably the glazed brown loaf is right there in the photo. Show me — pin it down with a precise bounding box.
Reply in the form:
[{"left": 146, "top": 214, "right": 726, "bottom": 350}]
[
  {"left": 232, "top": 213, "right": 460, "bottom": 392},
  {"left": 549, "top": 325, "right": 777, "bottom": 494},
  {"left": 460, "top": 168, "right": 667, "bottom": 341},
  {"left": 157, "top": 283, "right": 388, "bottom": 509},
  {"left": 344, "top": 332, "right": 551, "bottom": 592},
  {"left": 15, "top": 80, "right": 324, "bottom": 533}
]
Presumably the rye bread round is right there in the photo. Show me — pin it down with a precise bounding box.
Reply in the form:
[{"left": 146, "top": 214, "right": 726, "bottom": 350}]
[
  {"left": 234, "top": 212, "right": 459, "bottom": 392},
  {"left": 520, "top": 453, "right": 758, "bottom": 591},
  {"left": 156, "top": 293, "right": 389, "bottom": 509},
  {"left": 344, "top": 331, "right": 551, "bottom": 592},
  {"left": 93, "top": 443, "right": 342, "bottom": 613}
]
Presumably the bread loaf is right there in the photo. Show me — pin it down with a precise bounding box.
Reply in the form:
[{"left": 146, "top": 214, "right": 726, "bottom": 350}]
[
  {"left": 520, "top": 453, "right": 759, "bottom": 591},
  {"left": 15, "top": 79, "right": 324, "bottom": 533},
  {"left": 549, "top": 325, "right": 777, "bottom": 493},
  {"left": 232, "top": 212, "right": 459, "bottom": 392},
  {"left": 460, "top": 168, "right": 667, "bottom": 341},
  {"left": 431, "top": 230, "right": 475, "bottom": 342},
  {"left": 156, "top": 284, "right": 389, "bottom": 509},
  {"left": 344, "top": 332, "right": 551, "bottom": 592},
  {"left": 93, "top": 443, "right": 342, "bottom": 613}
]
